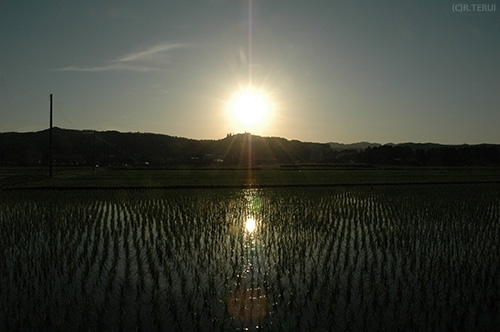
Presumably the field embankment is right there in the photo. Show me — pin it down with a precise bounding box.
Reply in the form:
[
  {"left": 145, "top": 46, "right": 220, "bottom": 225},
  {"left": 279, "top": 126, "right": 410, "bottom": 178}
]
[{"left": 1, "top": 167, "right": 500, "bottom": 190}]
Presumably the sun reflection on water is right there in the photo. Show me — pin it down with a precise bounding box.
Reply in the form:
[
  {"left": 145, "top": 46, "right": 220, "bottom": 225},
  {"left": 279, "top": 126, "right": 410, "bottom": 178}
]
[
  {"left": 226, "top": 190, "right": 270, "bottom": 327},
  {"left": 245, "top": 217, "right": 256, "bottom": 233}
]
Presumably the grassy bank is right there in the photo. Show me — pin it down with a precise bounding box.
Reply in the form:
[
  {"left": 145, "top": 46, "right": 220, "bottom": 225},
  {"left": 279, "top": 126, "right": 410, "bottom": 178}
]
[{"left": 2, "top": 166, "right": 500, "bottom": 189}]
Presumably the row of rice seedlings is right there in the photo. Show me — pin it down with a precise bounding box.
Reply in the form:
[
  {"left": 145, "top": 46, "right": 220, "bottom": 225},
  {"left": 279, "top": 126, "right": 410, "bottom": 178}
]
[{"left": 247, "top": 186, "right": 500, "bottom": 330}]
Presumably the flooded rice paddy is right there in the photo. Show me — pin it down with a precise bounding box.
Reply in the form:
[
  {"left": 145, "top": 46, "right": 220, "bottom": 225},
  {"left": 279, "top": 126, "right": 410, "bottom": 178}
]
[{"left": 1, "top": 185, "right": 499, "bottom": 330}]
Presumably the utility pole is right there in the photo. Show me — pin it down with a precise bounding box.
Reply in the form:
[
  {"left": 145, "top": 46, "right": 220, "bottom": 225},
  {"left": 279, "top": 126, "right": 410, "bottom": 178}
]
[
  {"left": 49, "top": 94, "right": 53, "bottom": 178},
  {"left": 92, "top": 130, "right": 96, "bottom": 171}
]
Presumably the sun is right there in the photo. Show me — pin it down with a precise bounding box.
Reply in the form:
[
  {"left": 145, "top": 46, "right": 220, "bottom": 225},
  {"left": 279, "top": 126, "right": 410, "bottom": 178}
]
[{"left": 227, "top": 86, "right": 273, "bottom": 132}]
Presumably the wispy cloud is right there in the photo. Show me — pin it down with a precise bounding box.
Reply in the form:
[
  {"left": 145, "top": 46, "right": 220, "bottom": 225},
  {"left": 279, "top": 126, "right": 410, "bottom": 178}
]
[
  {"left": 55, "top": 43, "right": 187, "bottom": 72},
  {"left": 117, "top": 43, "right": 185, "bottom": 62},
  {"left": 56, "top": 64, "right": 156, "bottom": 72}
]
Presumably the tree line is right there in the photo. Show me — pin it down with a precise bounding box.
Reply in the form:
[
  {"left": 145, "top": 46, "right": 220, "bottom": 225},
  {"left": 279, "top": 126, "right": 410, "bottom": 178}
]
[{"left": 1, "top": 129, "right": 499, "bottom": 167}]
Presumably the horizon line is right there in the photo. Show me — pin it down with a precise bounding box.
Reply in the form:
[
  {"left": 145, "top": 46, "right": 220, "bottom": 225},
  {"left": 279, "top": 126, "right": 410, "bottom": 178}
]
[{"left": 0, "top": 126, "right": 498, "bottom": 146}]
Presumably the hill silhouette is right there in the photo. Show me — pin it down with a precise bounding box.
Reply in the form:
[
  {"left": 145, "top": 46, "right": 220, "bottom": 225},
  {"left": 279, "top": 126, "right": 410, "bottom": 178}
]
[{"left": 1, "top": 128, "right": 499, "bottom": 167}]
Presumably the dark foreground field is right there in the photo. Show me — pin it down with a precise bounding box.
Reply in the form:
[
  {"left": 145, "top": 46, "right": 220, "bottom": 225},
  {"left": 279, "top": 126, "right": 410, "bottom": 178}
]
[
  {"left": 1, "top": 184, "right": 499, "bottom": 330},
  {"left": 1, "top": 168, "right": 499, "bottom": 330}
]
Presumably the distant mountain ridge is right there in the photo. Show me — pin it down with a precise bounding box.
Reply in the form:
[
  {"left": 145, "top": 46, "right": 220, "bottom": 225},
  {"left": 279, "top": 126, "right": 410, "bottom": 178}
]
[{"left": 1, "top": 128, "right": 499, "bottom": 167}]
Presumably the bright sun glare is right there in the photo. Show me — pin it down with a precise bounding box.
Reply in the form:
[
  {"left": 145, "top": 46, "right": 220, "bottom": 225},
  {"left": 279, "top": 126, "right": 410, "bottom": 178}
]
[
  {"left": 245, "top": 217, "right": 256, "bottom": 233},
  {"left": 228, "top": 86, "right": 272, "bottom": 132}
]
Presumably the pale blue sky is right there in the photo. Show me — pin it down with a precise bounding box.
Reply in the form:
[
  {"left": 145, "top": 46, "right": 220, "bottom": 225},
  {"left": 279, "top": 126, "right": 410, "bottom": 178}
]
[{"left": 1, "top": 0, "right": 499, "bottom": 143}]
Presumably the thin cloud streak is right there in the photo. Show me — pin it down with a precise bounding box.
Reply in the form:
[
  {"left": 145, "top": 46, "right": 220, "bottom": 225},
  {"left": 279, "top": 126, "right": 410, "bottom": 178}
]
[
  {"left": 55, "top": 42, "right": 187, "bottom": 72},
  {"left": 56, "top": 64, "right": 161, "bottom": 72},
  {"left": 117, "top": 43, "right": 186, "bottom": 62}
]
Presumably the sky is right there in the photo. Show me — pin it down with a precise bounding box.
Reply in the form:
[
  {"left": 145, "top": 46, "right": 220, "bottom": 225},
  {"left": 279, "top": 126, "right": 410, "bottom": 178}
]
[{"left": 1, "top": 0, "right": 499, "bottom": 144}]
